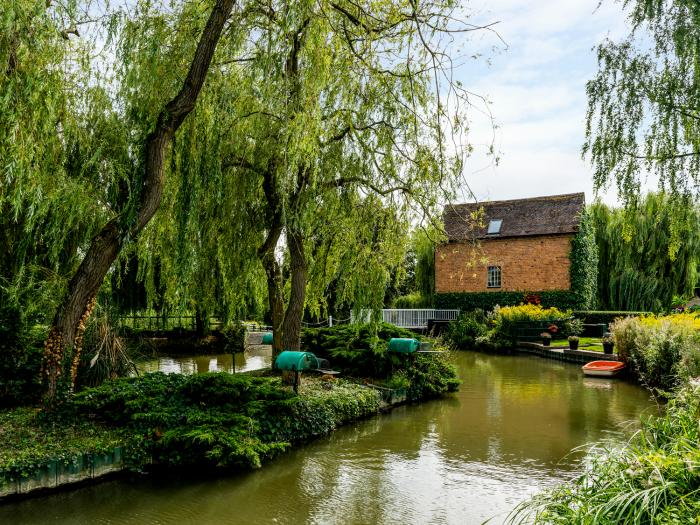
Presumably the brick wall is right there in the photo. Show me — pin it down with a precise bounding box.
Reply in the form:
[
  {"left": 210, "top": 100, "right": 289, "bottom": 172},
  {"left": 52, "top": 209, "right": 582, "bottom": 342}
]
[{"left": 434, "top": 234, "right": 573, "bottom": 293}]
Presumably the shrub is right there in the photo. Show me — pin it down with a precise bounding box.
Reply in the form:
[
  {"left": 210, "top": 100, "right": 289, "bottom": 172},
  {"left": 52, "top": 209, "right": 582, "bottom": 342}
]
[
  {"left": 392, "top": 292, "right": 434, "bottom": 309},
  {"left": 435, "top": 290, "right": 583, "bottom": 312},
  {"left": 611, "top": 313, "right": 700, "bottom": 391},
  {"left": 444, "top": 310, "right": 488, "bottom": 349},
  {"left": 492, "top": 304, "right": 570, "bottom": 345},
  {"left": 301, "top": 323, "right": 417, "bottom": 378},
  {"left": 0, "top": 304, "right": 42, "bottom": 407},
  {"left": 562, "top": 318, "right": 584, "bottom": 337},
  {"left": 72, "top": 372, "right": 295, "bottom": 469},
  {"left": 76, "top": 306, "right": 136, "bottom": 388},
  {"left": 573, "top": 310, "right": 650, "bottom": 325},
  {"left": 222, "top": 321, "right": 246, "bottom": 353}
]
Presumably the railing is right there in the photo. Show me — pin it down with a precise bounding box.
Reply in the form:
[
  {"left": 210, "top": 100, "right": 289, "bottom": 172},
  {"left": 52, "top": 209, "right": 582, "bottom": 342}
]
[
  {"left": 380, "top": 309, "right": 460, "bottom": 329},
  {"left": 117, "top": 315, "right": 223, "bottom": 332}
]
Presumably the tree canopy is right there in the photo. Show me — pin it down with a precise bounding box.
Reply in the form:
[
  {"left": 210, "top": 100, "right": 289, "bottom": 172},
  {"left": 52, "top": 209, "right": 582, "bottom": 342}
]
[{"left": 586, "top": 0, "right": 700, "bottom": 203}]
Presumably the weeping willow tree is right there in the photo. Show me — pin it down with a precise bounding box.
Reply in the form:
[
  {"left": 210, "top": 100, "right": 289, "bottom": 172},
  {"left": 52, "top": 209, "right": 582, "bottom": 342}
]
[
  {"left": 214, "top": 0, "right": 485, "bottom": 354},
  {"left": 0, "top": 1, "right": 130, "bottom": 336},
  {"left": 25, "top": 0, "right": 240, "bottom": 403},
  {"left": 129, "top": 0, "right": 492, "bottom": 356},
  {"left": 586, "top": 0, "right": 700, "bottom": 245},
  {"left": 591, "top": 194, "right": 700, "bottom": 311}
]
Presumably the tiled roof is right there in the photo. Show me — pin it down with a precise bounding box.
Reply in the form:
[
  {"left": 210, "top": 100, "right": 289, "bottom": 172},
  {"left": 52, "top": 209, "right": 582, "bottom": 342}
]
[{"left": 443, "top": 192, "right": 585, "bottom": 241}]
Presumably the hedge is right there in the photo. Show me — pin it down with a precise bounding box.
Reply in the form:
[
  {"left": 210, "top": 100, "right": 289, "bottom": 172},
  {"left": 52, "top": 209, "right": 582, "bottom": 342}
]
[
  {"left": 435, "top": 291, "right": 583, "bottom": 312},
  {"left": 572, "top": 310, "right": 650, "bottom": 325}
]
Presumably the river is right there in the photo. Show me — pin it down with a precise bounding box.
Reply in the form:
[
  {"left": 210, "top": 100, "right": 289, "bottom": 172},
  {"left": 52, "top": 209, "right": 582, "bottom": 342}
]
[{"left": 0, "top": 351, "right": 655, "bottom": 525}]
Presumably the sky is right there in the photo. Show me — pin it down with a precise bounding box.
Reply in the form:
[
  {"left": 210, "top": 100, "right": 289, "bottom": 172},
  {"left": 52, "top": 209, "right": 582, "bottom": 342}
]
[{"left": 450, "top": 0, "right": 638, "bottom": 206}]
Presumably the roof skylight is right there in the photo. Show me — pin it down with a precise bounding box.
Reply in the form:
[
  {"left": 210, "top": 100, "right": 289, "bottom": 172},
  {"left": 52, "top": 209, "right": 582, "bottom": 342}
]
[{"left": 487, "top": 219, "right": 502, "bottom": 235}]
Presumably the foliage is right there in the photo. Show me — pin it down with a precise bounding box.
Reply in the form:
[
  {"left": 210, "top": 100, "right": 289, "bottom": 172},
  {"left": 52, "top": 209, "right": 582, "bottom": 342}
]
[
  {"left": 585, "top": 0, "right": 700, "bottom": 212},
  {"left": 0, "top": 407, "right": 123, "bottom": 483},
  {"left": 301, "top": 324, "right": 459, "bottom": 394},
  {"left": 1, "top": 0, "right": 121, "bottom": 347},
  {"left": 491, "top": 304, "right": 571, "bottom": 345},
  {"left": 510, "top": 383, "right": 700, "bottom": 524},
  {"left": 591, "top": 197, "right": 700, "bottom": 311},
  {"left": 76, "top": 304, "right": 136, "bottom": 388},
  {"left": 569, "top": 207, "right": 598, "bottom": 309},
  {"left": 301, "top": 323, "right": 417, "bottom": 378},
  {"left": 221, "top": 321, "right": 246, "bottom": 354},
  {"left": 258, "top": 381, "right": 381, "bottom": 444},
  {"left": 392, "top": 292, "right": 434, "bottom": 309},
  {"left": 414, "top": 228, "right": 440, "bottom": 299},
  {"left": 0, "top": 372, "right": 387, "bottom": 482},
  {"left": 435, "top": 290, "right": 584, "bottom": 312},
  {"left": 71, "top": 372, "right": 294, "bottom": 470},
  {"left": 0, "top": 304, "right": 42, "bottom": 407},
  {"left": 444, "top": 310, "right": 489, "bottom": 349},
  {"left": 611, "top": 313, "right": 700, "bottom": 391},
  {"left": 573, "top": 310, "right": 650, "bottom": 325},
  {"left": 404, "top": 348, "right": 461, "bottom": 400},
  {"left": 562, "top": 318, "right": 584, "bottom": 337}
]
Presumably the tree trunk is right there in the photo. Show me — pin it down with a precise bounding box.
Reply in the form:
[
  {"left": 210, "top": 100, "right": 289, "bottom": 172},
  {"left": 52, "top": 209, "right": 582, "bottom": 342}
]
[
  {"left": 41, "top": 0, "right": 237, "bottom": 403},
  {"left": 261, "top": 255, "right": 285, "bottom": 358},
  {"left": 282, "top": 229, "right": 307, "bottom": 351}
]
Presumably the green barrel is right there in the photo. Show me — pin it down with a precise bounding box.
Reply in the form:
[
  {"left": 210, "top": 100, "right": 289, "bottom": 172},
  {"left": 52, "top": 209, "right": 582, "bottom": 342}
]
[
  {"left": 274, "top": 351, "right": 319, "bottom": 371},
  {"left": 261, "top": 332, "right": 274, "bottom": 345},
  {"left": 387, "top": 338, "right": 421, "bottom": 353}
]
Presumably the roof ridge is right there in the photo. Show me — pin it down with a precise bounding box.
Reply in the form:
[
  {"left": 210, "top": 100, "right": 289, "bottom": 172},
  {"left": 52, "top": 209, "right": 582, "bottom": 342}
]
[{"left": 446, "top": 192, "right": 585, "bottom": 209}]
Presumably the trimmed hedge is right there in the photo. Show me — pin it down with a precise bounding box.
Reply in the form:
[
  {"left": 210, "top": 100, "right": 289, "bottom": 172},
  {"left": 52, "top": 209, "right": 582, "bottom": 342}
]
[
  {"left": 435, "top": 291, "right": 582, "bottom": 312},
  {"left": 573, "top": 310, "right": 649, "bottom": 325}
]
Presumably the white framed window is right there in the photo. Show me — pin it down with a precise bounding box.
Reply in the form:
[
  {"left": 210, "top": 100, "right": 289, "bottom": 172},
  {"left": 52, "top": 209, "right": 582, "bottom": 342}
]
[
  {"left": 487, "top": 265, "right": 501, "bottom": 288},
  {"left": 487, "top": 219, "right": 502, "bottom": 235}
]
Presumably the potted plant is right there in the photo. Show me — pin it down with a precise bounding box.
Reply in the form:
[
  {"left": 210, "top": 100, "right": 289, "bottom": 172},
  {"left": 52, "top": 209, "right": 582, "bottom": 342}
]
[
  {"left": 568, "top": 335, "right": 579, "bottom": 350},
  {"left": 540, "top": 332, "right": 552, "bottom": 346},
  {"left": 602, "top": 333, "right": 614, "bottom": 354}
]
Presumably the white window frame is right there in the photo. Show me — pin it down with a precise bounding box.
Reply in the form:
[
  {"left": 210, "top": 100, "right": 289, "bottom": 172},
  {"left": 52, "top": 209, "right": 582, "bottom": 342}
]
[{"left": 487, "top": 265, "right": 501, "bottom": 288}]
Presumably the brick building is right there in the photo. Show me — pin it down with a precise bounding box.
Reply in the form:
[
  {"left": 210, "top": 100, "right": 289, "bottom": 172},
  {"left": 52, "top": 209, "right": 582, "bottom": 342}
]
[{"left": 435, "top": 193, "right": 586, "bottom": 295}]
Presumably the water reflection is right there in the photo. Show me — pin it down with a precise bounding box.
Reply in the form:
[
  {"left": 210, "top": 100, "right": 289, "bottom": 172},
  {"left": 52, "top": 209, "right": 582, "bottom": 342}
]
[
  {"left": 0, "top": 352, "right": 655, "bottom": 525},
  {"left": 135, "top": 346, "right": 272, "bottom": 375}
]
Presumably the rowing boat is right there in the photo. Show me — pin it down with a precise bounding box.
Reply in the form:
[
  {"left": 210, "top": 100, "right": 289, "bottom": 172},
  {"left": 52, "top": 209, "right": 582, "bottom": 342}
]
[{"left": 582, "top": 360, "right": 626, "bottom": 377}]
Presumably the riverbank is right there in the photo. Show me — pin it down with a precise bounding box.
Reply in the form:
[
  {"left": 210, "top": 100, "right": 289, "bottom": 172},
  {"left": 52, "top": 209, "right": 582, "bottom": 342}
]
[
  {"left": 0, "top": 352, "right": 654, "bottom": 524},
  {"left": 0, "top": 349, "right": 459, "bottom": 501}
]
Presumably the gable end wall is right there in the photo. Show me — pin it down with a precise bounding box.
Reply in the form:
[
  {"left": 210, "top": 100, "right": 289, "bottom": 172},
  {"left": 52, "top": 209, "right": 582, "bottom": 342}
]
[{"left": 435, "top": 234, "right": 574, "bottom": 293}]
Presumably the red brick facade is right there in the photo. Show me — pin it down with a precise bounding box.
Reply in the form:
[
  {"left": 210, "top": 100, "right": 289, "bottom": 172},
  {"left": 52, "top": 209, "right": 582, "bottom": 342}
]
[{"left": 435, "top": 234, "right": 573, "bottom": 293}]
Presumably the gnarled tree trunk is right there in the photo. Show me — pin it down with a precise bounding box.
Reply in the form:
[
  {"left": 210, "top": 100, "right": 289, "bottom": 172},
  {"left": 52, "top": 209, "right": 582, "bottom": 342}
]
[
  {"left": 41, "top": 0, "right": 237, "bottom": 403},
  {"left": 281, "top": 229, "right": 306, "bottom": 351}
]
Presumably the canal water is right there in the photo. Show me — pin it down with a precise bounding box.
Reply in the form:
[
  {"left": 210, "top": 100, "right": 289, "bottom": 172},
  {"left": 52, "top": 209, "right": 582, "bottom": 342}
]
[
  {"left": 135, "top": 346, "right": 272, "bottom": 375},
  {"left": 0, "top": 352, "right": 655, "bottom": 525}
]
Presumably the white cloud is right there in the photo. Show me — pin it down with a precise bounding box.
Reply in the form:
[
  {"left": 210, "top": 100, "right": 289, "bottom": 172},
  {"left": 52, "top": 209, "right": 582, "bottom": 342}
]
[{"left": 448, "top": 0, "right": 634, "bottom": 207}]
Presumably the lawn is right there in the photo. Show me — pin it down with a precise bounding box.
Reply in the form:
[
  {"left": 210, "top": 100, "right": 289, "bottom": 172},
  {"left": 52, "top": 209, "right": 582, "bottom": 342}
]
[{"left": 550, "top": 337, "right": 605, "bottom": 352}]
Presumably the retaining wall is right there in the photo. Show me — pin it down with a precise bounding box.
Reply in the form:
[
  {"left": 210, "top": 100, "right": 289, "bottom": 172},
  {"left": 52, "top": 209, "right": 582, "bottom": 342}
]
[{"left": 0, "top": 447, "right": 124, "bottom": 500}]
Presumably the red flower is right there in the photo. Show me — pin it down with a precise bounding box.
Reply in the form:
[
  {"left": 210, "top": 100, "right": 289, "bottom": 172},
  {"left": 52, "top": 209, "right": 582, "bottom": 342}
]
[{"left": 548, "top": 324, "right": 558, "bottom": 333}]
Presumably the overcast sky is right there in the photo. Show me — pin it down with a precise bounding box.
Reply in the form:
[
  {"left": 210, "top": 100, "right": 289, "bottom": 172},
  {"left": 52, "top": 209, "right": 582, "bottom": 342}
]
[{"left": 451, "top": 0, "right": 637, "bottom": 206}]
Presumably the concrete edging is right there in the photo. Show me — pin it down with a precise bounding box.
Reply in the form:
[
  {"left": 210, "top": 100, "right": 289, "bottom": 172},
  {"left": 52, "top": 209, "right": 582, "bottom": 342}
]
[{"left": 516, "top": 341, "right": 621, "bottom": 364}]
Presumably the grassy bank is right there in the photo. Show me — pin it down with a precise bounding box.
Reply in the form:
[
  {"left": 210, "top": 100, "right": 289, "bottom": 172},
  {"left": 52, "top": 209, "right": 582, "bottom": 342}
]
[{"left": 1, "top": 328, "right": 459, "bottom": 490}]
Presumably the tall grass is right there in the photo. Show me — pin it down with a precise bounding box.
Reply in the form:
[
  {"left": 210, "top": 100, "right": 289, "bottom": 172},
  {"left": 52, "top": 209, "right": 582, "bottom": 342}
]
[
  {"left": 612, "top": 314, "right": 700, "bottom": 392},
  {"left": 509, "top": 382, "right": 700, "bottom": 524}
]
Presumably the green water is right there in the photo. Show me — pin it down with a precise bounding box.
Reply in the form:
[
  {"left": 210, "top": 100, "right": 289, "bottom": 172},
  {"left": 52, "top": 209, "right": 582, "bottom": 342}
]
[
  {"left": 135, "top": 346, "right": 272, "bottom": 375},
  {"left": 0, "top": 352, "right": 655, "bottom": 525}
]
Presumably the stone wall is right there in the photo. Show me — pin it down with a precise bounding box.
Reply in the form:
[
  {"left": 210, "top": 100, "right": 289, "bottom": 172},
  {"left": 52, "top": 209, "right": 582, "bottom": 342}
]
[{"left": 435, "top": 234, "right": 574, "bottom": 293}]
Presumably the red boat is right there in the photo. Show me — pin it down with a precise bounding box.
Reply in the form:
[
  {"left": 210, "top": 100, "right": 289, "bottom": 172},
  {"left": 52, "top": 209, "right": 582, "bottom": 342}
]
[{"left": 582, "top": 360, "right": 626, "bottom": 377}]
